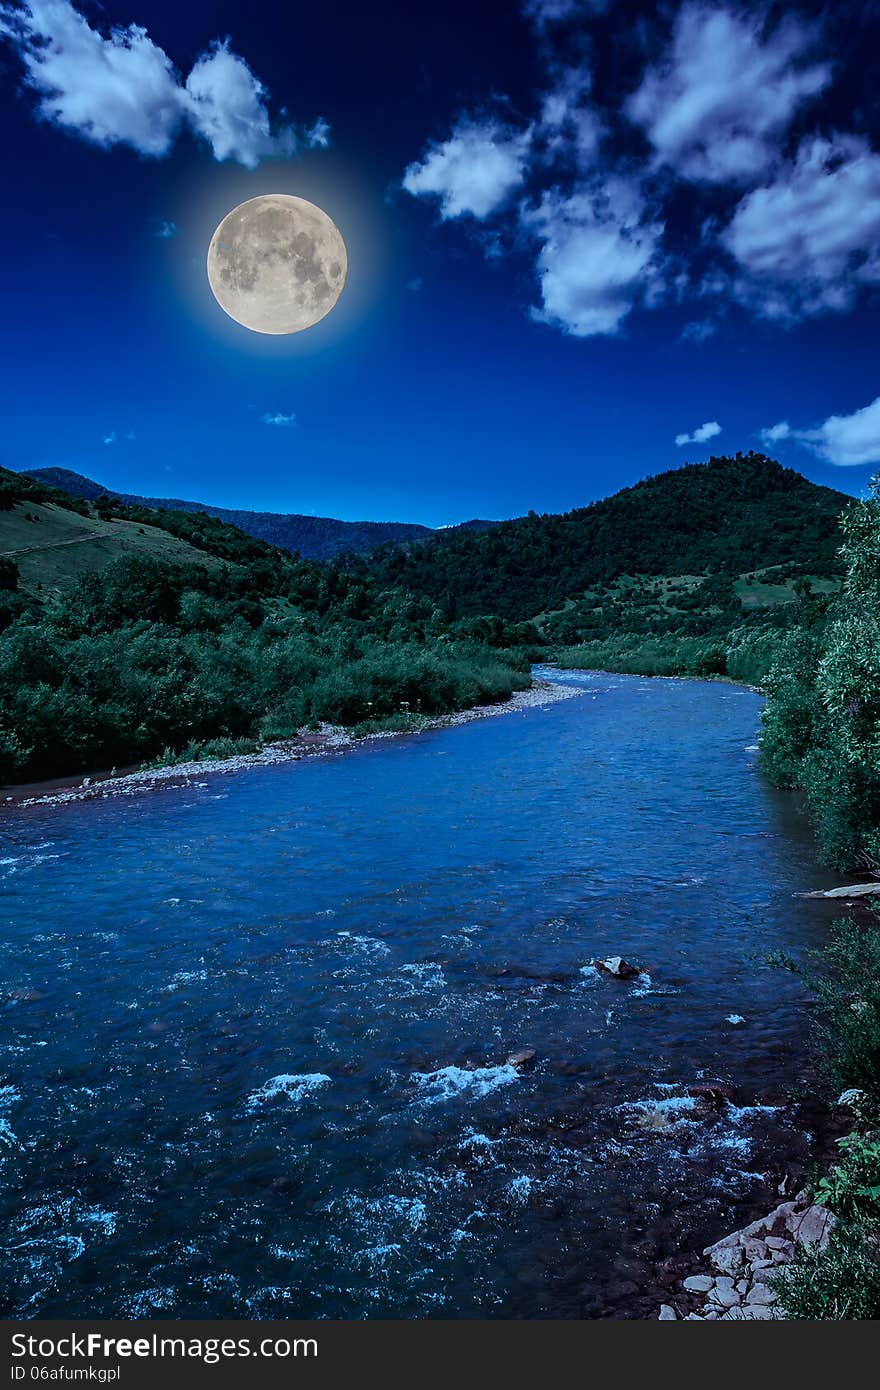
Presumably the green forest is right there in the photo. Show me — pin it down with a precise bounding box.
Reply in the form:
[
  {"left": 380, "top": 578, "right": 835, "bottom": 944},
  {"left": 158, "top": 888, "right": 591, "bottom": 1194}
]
[{"left": 0, "top": 467, "right": 529, "bottom": 785}]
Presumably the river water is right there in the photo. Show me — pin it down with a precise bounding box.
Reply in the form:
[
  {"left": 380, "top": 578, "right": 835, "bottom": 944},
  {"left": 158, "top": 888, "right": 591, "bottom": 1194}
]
[{"left": 0, "top": 669, "right": 837, "bottom": 1318}]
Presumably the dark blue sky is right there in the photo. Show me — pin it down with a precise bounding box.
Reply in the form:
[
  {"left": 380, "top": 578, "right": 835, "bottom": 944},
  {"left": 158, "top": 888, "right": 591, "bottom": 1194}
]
[{"left": 2, "top": 0, "right": 879, "bottom": 524}]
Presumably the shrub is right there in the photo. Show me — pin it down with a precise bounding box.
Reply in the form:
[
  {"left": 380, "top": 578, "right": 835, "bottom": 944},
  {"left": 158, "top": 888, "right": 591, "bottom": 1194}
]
[
  {"left": 808, "top": 916, "right": 880, "bottom": 1100},
  {"left": 770, "top": 1227, "right": 880, "bottom": 1320},
  {"left": 813, "top": 1130, "right": 880, "bottom": 1224}
]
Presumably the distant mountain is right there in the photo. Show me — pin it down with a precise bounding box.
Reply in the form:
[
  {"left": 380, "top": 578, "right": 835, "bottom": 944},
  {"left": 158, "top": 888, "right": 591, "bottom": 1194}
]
[
  {"left": 343, "top": 454, "right": 852, "bottom": 621},
  {"left": 20, "top": 468, "right": 494, "bottom": 562}
]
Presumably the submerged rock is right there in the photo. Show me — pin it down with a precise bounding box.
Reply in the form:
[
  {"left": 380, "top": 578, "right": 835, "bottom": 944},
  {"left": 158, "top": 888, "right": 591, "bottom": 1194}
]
[
  {"left": 687, "top": 1082, "right": 736, "bottom": 1108},
  {"left": 506, "top": 1048, "right": 537, "bottom": 1070},
  {"left": 594, "top": 956, "right": 640, "bottom": 979}
]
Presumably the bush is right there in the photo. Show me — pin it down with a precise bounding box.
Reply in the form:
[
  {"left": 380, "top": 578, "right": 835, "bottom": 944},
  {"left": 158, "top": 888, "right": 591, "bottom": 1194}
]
[
  {"left": 813, "top": 1130, "right": 880, "bottom": 1224},
  {"left": 761, "top": 482, "right": 880, "bottom": 868},
  {"left": 807, "top": 917, "right": 880, "bottom": 1100},
  {"left": 770, "top": 1227, "right": 880, "bottom": 1320},
  {"left": 556, "top": 633, "right": 728, "bottom": 678}
]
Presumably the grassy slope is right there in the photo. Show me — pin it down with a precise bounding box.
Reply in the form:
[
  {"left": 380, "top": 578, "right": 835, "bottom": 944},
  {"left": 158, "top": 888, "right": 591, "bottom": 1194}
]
[
  {"left": 23, "top": 466, "right": 438, "bottom": 562},
  {"left": 1, "top": 501, "right": 222, "bottom": 597}
]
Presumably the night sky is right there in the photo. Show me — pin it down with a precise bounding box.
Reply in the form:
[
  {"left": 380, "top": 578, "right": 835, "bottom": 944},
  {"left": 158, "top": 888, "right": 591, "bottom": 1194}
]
[{"left": 1, "top": 0, "right": 879, "bottom": 525}]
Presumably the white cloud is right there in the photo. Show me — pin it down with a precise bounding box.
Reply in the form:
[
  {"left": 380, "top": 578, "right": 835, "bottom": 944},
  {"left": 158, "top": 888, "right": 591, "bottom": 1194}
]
[
  {"left": 537, "top": 66, "right": 602, "bottom": 171},
  {"left": 103, "top": 431, "right": 117, "bottom": 446},
  {"left": 262, "top": 411, "right": 297, "bottom": 428},
  {"left": 760, "top": 421, "right": 791, "bottom": 446},
  {"left": 523, "top": 0, "right": 610, "bottom": 27},
  {"left": 625, "top": 4, "right": 830, "bottom": 184},
  {"left": 807, "top": 398, "right": 880, "bottom": 468},
  {"left": 722, "top": 135, "right": 880, "bottom": 319},
  {"left": 522, "top": 178, "right": 664, "bottom": 337},
  {"left": 155, "top": 220, "right": 177, "bottom": 239},
  {"left": 304, "top": 117, "right": 331, "bottom": 150},
  {"left": 184, "top": 41, "right": 295, "bottom": 167},
  {"left": 759, "top": 399, "right": 880, "bottom": 466},
  {"left": 402, "top": 118, "right": 531, "bottom": 220},
  {"left": 675, "top": 420, "right": 721, "bottom": 446},
  {"left": 1, "top": 1, "right": 327, "bottom": 167}
]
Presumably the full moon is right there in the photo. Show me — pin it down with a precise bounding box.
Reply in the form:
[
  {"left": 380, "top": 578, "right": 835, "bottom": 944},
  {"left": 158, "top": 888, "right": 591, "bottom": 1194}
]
[{"left": 207, "top": 194, "right": 348, "bottom": 335}]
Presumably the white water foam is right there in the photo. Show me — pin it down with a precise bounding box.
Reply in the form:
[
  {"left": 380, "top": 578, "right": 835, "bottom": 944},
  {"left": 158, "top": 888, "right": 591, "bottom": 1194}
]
[
  {"left": 246, "top": 1073, "right": 331, "bottom": 1111},
  {"left": 411, "top": 1064, "right": 520, "bottom": 1106},
  {"left": 335, "top": 932, "right": 390, "bottom": 957},
  {"left": 0, "top": 1084, "right": 22, "bottom": 1151}
]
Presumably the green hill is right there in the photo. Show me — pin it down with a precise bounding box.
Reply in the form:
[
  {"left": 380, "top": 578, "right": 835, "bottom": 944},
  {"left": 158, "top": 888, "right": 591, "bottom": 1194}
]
[
  {"left": 20, "top": 466, "right": 454, "bottom": 562},
  {"left": 0, "top": 468, "right": 528, "bottom": 787},
  {"left": 343, "top": 454, "right": 849, "bottom": 622}
]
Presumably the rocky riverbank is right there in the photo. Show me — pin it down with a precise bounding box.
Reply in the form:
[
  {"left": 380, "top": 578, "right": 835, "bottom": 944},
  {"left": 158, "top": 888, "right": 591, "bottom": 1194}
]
[
  {"left": 657, "top": 1193, "right": 836, "bottom": 1320},
  {"left": 7, "top": 679, "right": 585, "bottom": 809}
]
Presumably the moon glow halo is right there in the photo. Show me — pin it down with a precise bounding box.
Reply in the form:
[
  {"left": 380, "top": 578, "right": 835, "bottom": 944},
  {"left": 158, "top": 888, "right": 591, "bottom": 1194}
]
[{"left": 207, "top": 194, "right": 348, "bottom": 335}]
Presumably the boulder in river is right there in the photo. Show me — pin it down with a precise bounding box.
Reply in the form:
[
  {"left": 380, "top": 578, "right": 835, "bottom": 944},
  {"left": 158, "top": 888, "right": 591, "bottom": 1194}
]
[
  {"left": 506, "top": 1048, "right": 537, "bottom": 1070},
  {"left": 688, "top": 1082, "right": 736, "bottom": 1108},
  {"left": 594, "top": 956, "right": 640, "bottom": 979}
]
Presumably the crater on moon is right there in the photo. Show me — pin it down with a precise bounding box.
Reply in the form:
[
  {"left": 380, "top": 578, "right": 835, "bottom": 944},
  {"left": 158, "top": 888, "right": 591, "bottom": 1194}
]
[{"left": 207, "top": 194, "right": 348, "bottom": 335}]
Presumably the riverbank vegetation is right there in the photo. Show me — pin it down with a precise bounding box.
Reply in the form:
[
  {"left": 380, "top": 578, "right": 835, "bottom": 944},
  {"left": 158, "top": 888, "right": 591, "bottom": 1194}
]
[
  {"left": 759, "top": 483, "right": 880, "bottom": 1318},
  {"left": 771, "top": 914, "right": 880, "bottom": 1319},
  {"left": 0, "top": 470, "right": 529, "bottom": 786}
]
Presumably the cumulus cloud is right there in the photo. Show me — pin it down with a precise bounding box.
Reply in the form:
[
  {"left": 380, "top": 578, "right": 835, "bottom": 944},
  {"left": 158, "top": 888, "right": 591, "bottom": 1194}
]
[
  {"left": 537, "top": 66, "right": 602, "bottom": 170},
  {"left": 760, "top": 421, "right": 792, "bottom": 446},
  {"left": 812, "top": 398, "right": 880, "bottom": 467},
  {"left": 262, "top": 411, "right": 297, "bottom": 428},
  {"left": 759, "top": 400, "right": 880, "bottom": 466},
  {"left": 402, "top": 0, "right": 875, "bottom": 339},
  {"left": 0, "top": 1, "right": 327, "bottom": 167},
  {"left": 675, "top": 420, "right": 721, "bottom": 447},
  {"left": 522, "top": 178, "right": 664, "bottom": 337},
  {"left": 722, "top": 135, "right": 880, "bottom": 319},
  {"left": 402, "top": 118, "right": 531, "bottom": 220},
  {"left": 183, "top": 40, "right": 295, "bottom": 166},
  {"left": 625, "top": 4, "right": 830, "bottom": 184}
]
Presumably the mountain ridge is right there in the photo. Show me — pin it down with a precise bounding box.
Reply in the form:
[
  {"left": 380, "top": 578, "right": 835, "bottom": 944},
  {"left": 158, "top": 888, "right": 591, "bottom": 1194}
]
[{"left": 20, "top": 468, "right": 496, "bottom": 562}]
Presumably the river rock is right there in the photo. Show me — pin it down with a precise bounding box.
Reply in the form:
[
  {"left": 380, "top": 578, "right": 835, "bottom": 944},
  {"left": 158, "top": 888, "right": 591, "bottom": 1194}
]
[
  {"left": 802, "top": 883, "right": 880, "bottom": 899},
  {"left": 683, "top": 1274, "right": 715, "bottom": 1293},
  {"left": 789, "top": 1204, "right": 835, "bottom": 1248},
  {"left": 743, "top": 1238, "right": 768, "bottom": 1260},
  {"left": 709, "top": 1243, "right": 744, "bottom": 1275},
  {"left": 595, "top": 956, "right": 640, "bottom": 979},
  {"left": 746, "top": 1283, "right": 777, "bottom": 1305},
  {"left": 658, "top": 1304, "right": 677, "bottom": 1320},
  {"left": 506, "top": 1048, "right": 537, "bottom": 1070},
  {"left": 688, "top": 1082, "right": 736, "bottom": 1108},
  {"left": 708, "top": 1276, "right": 741, "bottom": 1309}
]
